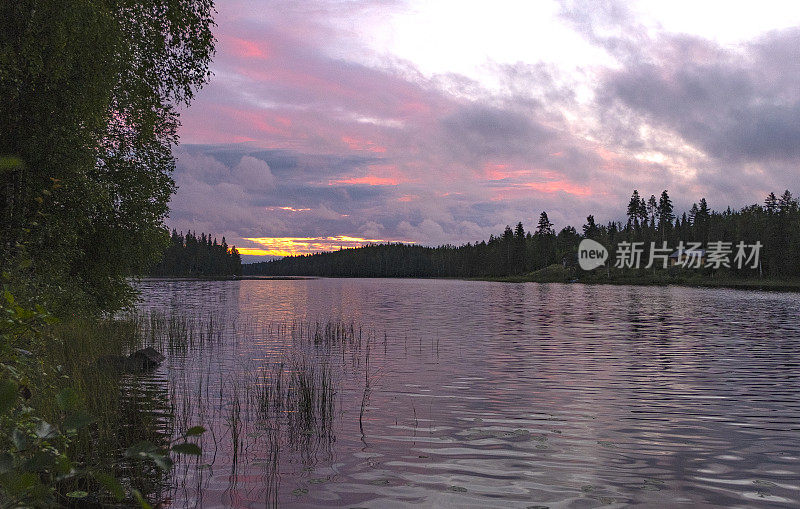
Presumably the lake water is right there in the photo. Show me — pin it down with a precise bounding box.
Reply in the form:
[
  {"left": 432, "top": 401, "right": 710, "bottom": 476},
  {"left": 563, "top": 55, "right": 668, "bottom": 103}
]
[{"left": 135, "top": 278, "right": 800, "bottom": 508}]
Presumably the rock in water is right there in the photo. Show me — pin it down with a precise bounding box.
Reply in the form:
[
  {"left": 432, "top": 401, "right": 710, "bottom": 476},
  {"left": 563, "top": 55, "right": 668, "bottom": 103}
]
[
  {"left": 127, "top": 347, "right": 166, "bottom": 371},
  {"left": 96, "top": 348, "right": 165, "bottom": 373}
]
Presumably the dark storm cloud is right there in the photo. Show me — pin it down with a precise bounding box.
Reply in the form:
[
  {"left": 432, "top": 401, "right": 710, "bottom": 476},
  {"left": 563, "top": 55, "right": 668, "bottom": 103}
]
[
  {"left": 560, "top": 0, "right": 800, "bottom": 166},
  {"left": 599, "top": 29, "right": 800, "bottom": 163},
  {"left": 169, "top": 144, "right": 403, "bottom": 243},
  {"left": 441, "top": 104, "right": 556, "bottom": 160}
]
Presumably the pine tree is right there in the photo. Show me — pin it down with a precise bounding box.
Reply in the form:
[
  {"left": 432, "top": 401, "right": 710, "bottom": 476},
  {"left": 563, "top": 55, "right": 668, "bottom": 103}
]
[
  {"left": 627, "top": 190, "right": 642, "bottom": 228},
  {"left": 582, "top": 215, "right": 598, "bottom": 238},
  {"left": 698, "top": 198, "right": 710, "bottom": 219},
  {"left": 765, "top": 192, "right": 778, "bottom": 214},
  {"left": 536, "top": 212, "right": 554, "bottom": 236},
  {"left": 688, "top": 203, "right": 699, "bottom": 225},
  {"left": 514, "top": 222, "right": 525, "bottom": 239},
  {"left": 638, "top": 197, "right": 649, "bottom": 225},
  {"left": 657, "top": 190, "right": 674, "bottom": 231},
  {"left": 244, "top": 188, "right": 800, "bottom": 280},
  {"left": 514, "top": 222, "right": 526, "bottom": 273},
  {"left": 647, "top": 195, "right": 658, "bottom": 225},
  {"left": 779, "top": 190, "right": 797, "bottom": 212},
  {"left": 149, "top": 231, "right": 242, "bottom": 277}
]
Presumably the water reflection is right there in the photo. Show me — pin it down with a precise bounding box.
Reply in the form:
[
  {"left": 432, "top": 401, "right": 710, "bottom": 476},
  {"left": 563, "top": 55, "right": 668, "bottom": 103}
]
[
  {"left": 109, "top": 372, "right": 174, "bottom": 502},
  {"left": 134, "top": 279, "right": 800, "bottom": 507}
]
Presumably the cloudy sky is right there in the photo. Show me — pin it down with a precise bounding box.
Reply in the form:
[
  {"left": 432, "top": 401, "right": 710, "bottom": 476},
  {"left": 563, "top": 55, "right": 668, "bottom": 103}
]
[{"left": 170, "top": 0, "right": 800, "bottom": 259}]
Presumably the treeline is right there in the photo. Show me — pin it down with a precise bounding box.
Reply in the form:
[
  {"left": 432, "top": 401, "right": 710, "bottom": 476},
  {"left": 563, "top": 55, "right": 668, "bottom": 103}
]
[
  {"left": 1, "top": 0, "right": 214, "bottom": 314},
  {"left": 244, "top": 189, "right": 800, "bottom": 279},
  {"left": 149, "top": 231, "right": 242, "bottom": 277}
]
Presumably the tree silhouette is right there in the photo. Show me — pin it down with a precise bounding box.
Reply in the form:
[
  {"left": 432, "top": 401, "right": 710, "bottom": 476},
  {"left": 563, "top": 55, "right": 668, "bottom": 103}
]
[
  {"left": 536, "top": 211, "right": 555, "bottom": 236},
  {"left": 149, "top": 231, "right": 242, "bottom": 277},
  {"left": 627, "top": 190, "right": 642, "bottom": 228},
  {"left": 244, "top": 189, "right": 800, "bottom": 280}
]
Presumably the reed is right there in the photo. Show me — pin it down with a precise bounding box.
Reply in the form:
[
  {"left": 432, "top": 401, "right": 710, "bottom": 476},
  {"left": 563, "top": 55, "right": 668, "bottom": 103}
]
[
  {"left": 35, "top": 311, "right": 385, "bottom": 506},
  {"left": 19, "top": 315, "right": 180, "bottom": 504}
]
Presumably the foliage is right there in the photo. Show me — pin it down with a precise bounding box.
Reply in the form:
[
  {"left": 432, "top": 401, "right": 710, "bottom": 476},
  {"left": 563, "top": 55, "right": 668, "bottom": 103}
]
[
  {"left": 0, "top": 288, "right": 68, "bottom": 507},
  {"left": 0, "top": 287, "right": 205, "bottom": 507},
  {"left": 149, "top": 230, "right": 242, "bottom": 277},
  {"left": 0, "top": 0, "right": 215, "bottom": 315},
  {"left": 245, "top": 189, "right": 800, "bottom": 279},
  {"left": 0, "top": 1, "right": 215, "bottom": 505}
]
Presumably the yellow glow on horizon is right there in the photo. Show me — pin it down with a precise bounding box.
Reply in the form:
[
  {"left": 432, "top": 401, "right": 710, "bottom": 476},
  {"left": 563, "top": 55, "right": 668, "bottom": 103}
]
[
  {"left": 265, "top": 206, "right": 312, "bottom": 212},
  {"left": 243, "top": 236, "right": 413, "bottom": 257},
  {"left": 237, "top": 247, "right": 284, "bottom": 257}
]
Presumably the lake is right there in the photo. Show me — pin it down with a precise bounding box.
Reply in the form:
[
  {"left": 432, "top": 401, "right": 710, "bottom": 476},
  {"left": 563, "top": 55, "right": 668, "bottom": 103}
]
[{"left": 134, "top": 278, "right": 800, "bottom": 508}]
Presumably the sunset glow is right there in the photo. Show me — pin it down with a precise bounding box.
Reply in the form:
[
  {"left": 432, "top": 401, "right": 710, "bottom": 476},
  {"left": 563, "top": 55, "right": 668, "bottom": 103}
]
[
  {"left": 164, "top": 1, "right": 800, "bottom": 259},
  {"left": 243, "top": 236, "right": 410, "bottom": 257},
  {"left": 265, "top": 206, "right": 312, "bottom": 212},
  {"left": 329, "top": 176, "right": 401, "bottom": 186}
]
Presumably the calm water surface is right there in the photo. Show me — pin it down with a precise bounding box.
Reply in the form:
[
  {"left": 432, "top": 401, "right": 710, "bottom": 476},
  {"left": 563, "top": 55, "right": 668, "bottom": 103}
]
[{"left": 135, "top": 278, "right": 800, "bottom": 508}]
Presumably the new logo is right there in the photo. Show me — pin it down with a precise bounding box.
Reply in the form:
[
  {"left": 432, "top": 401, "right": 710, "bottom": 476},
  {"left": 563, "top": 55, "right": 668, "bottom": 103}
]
[{"left": 578, "top": 239, "right": 608, "bottom": 270}]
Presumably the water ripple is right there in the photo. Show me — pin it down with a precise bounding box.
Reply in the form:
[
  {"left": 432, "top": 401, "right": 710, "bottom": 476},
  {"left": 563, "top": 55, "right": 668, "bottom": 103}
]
[{"left": 135, "top": 279, "right": 800, "bottom": 508}]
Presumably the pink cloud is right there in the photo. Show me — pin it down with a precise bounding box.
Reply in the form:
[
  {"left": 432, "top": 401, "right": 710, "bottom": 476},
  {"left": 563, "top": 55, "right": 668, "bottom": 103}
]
[
  {"left": 329, "top": 175, "right": 400, "bottom": 186},
  {"left": 521, "top": 180, "right": 593, "bottom": 196},
  {"left": 341, "top": 136, "right": 387, "bottom": 153},
  {"left": 483, "top": 163, "right": 534, "bottom": 181},
  {"left": 227, "top": 36, "right": 270, "bottom": 59},
  {"left": 170, "top": 2, "right": 799, "bottom": 250}
]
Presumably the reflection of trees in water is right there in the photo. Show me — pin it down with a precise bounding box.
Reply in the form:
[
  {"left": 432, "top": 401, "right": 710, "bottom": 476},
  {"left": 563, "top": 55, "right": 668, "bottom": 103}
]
[{"left": 116, "top": 373, "right": 175, "bottom": 502}]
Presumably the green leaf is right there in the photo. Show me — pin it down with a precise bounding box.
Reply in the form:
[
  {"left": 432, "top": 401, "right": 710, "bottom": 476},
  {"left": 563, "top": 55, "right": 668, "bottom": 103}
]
[
  {"left": 94, "top": 472, "right": 125, "bottom": 501},
  {"left": 56, "top": 388, "right": 80, "bottom": 412},
  {"left": 11, "top": 428, "right": 28, "bottom": 451},
  {"left": 67, "top": 491, "right": 89, "bottom": 498},
  {"left": 125, "top": 441, "right": 159, "bottom": 457},
  {"left": 35, "top": 420, "right": 58, "bottom": 439},
  {"left": 0, "top": 378, "right": 17, "bottom": 414},
  {"left": 148, "top": 452, "right": 173, "bottom": 471},
  {"left": 6, "top": 472, "right": 37, "bottom": 496},
  {"left": 132, "top": 489, "right": 153, "bottom": 509},
  {"left": 126, "top": 441, "right": 173, "bottom": 470},
  {"left": 62, "top": 410, "right": 95, "bottom": 432},
  {"left": 185, "top": 425, "right": 206, "bottom": 437},
  {"left": 0, "top": 452, "right": 14, "bottom": 474},
  {"left": 171, "top": 442, "right": 201, "bottom": 455},
  {"left": 55, "top": 455, "right": 72, "bottom": 475},
  {"left": 0, "top": 156, "right": 24, "bottom": 173}
]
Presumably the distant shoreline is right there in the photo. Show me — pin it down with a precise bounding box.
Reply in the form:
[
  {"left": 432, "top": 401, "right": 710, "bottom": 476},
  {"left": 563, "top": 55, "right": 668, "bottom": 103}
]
[
  {"left": 486, "top": 277, "right": 800, "bottom": 292},
  {"left": 140, "top": 273, "right": 800, "bottom": 292},
  {"left": 138, "top": 276, "right": 318, "bottom": 281},
  {"left": 480, "top": 267, "right": 800, "bottom": 293}
]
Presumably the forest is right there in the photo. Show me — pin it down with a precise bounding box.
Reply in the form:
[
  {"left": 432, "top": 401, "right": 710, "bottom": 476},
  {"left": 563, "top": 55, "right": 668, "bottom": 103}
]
[
  {"left": 149, "top": 230, "right": 242, "bottom": 278},
  {"left": 1, "top": 1, "right": 216, "bottom": 506},
  {"left": 244, "top": 189, "right": 800, "bottom": 279}
]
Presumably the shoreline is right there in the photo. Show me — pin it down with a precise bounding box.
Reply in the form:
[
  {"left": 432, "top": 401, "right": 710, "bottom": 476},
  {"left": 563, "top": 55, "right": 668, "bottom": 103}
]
[
  {"left": 485, "top": 277, "right": 800, "bottom": 292},
  {"left": 138, "top": 275, "right": 319, "bottom": 281},
  {"left": 480, "top": 268, "right": 800, "bottom": 293},
  {"left": 140, "top": 273, "right": 800, "bottom": 293}
]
